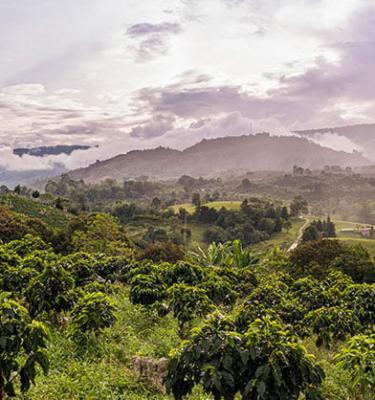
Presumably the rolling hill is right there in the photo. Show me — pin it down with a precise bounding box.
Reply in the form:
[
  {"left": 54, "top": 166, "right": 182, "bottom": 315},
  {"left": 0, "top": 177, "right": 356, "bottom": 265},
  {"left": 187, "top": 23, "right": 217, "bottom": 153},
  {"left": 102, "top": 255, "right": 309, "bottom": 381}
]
[{"left": 68, "top": 133, "right": 369, "bottom": 183}]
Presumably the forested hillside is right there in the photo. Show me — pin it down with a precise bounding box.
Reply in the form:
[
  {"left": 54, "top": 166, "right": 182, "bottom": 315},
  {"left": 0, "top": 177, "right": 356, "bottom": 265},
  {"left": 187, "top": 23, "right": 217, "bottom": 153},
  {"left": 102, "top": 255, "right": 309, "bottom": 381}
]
[{"left": 68, "top": 134, "right": 368, "bottom": 182}]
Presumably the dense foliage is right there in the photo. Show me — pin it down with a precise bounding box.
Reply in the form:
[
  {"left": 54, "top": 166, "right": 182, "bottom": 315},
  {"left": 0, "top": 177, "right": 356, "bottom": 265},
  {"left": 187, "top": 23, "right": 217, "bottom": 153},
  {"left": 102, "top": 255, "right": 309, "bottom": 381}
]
[
  {"left": 0, "top": 185, "right": 373, "bottom": 399},
  {"left": 0, "top": 293, "right": 49, "bottom": 398},
  {"left": 302, "top": 217, "right": 336, "bottom": 242},
  {"left": 195, "top": 198, "right": 288, "bottom": 246},
  {"left": 166, "top": 314, "right": 324, "bottom": 400}
]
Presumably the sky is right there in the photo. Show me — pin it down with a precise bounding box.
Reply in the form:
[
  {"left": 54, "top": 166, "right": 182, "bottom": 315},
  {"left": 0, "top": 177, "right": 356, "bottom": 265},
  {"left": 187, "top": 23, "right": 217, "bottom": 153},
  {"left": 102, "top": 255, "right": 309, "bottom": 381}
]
[{"left": 0, "top": 0, "right": 374, "bottom": 171}]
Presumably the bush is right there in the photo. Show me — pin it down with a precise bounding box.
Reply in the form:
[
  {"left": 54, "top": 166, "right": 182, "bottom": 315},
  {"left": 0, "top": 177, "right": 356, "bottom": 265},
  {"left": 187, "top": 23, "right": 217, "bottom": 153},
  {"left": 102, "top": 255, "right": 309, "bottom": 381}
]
[
  {"left": 167, "top": 283, "right": 214, "bottom": 335},
  {"left": 198, "top": 275, "right": 237, "bottom": 306},
  {"left": 166, "top": 314, "right": 324, "bottom": 400},
  {"left": 162, "top": 261, "right": 205, "bottom": 286},
  {"left": 25, "top": 263, "right": 75, "bottom": 316},
  {"left": 0, "top": 247, "right": 21, "bottom": 267},
  {"left": 303, "top": 306, "right": 361, "bottom": 349},
  {"left": 330, "top": 245, "right": 375, "bottom": 283},
  {"left": 203, "top": 226, "right": 230, "bottom": 244},
  {"left": 231, "top": 266, "right": 259, "bottom": 295},
  {"left": 5, "top": 234, "right": 51, "bottom": 258},
  {"left": 130, "top": 273, "right": 166, "bottom": 307},
  {"left": 342, "top": 284, "right": 375, "bottom": 329},
  {"left": 139, "top": 241, "right": 185, "bottom": 263},
  {"left": 335, "top": 334, "right": 375, "bottom": 399},
  {"left": 0, "top": 293, "right": 50, "bottom": 397},
  {"left": 0, "top": 265, "right": 37, "bottom": 293},
  {"left": 93, "top": 255, "right": 131, "bottom": 281},
  {"left": 290, "top": 276, "right": 328, "bottom": 311},
  {"left": 61, "top": 252, "right": 96, "bottom": 286},
  {"left": 21, "top": 250, "right": 57, "bottom": 273},
  {"left": 235, "top": 284, "right": 304, "bottom": 332},
  {"left": 71, "top": 213, "right": 134, "bottom": 257},
  {"left": 289, "top": 239, "right": 344, "bottom": 278},
  {"left": 69, "top": 292, "right": 117, "bottom": 339},
  {"left": 0, "top": 206, "right": 30, "bottom": 242}
]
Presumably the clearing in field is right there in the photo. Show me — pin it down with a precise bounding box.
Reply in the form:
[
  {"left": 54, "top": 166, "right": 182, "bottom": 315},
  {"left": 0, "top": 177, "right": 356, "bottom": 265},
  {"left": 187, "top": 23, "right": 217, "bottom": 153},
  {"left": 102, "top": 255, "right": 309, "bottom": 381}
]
[{"left": 170, "top": 201, "right": 241, "bottom": 214}]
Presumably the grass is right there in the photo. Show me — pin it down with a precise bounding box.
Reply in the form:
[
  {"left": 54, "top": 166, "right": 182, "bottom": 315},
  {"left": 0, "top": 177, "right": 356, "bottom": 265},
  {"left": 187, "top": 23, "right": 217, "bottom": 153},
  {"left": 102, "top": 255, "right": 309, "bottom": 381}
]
[
  {"left": 24, "top": 287, "right": 209, "bottom": 400},
  {"left": 125, "top": 224, "right": 149, "bottom": 242},
  {"left": 250, "top": 214, "right": 375, "bottom": 257},
  {"left": 186, "top": 223, "right": 209, "bottom": 249},
  {"left": 170, "top": 201, "right": 241, "bottom": 214},
  {"left": 250, "top": 217, "right": 306, "bottom": 254},
  {"left": 169, "top": 203, "right": 196, "bottom": 213},
  {"left": 309, "top": 216, "right": 375, "bottom": 258},
  {"left": 333, "top": 219, "right": 373, "bottom": 238},
  {"left": 302, "top": 337, "right": 351, "bottom": 400},
  {"left": 185, "top": 218, "right": 306, "bottom": 254},
  {"left": 0, "top": 194, "right": 69, "bottom": 228},
  {"left": 335, "top": 237, "right": 375, "bottom": 258},
  {"left": 204, "top": 201, "right": 241, "bottom": 211}
]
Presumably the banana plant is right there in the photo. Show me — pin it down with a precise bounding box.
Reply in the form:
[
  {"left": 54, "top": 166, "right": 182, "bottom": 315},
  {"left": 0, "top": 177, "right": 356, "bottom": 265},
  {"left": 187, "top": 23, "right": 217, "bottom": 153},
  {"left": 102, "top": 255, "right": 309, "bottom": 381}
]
[{"left": 190, "top": 240, "right": 260, "bottom": 270}]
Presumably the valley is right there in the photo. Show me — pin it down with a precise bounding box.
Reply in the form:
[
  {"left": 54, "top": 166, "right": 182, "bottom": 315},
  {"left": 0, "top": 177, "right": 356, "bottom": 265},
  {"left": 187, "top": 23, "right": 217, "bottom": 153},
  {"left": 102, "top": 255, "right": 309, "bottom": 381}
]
[{"left": 0, "top": 164, "right": 374, "bottom": 399}]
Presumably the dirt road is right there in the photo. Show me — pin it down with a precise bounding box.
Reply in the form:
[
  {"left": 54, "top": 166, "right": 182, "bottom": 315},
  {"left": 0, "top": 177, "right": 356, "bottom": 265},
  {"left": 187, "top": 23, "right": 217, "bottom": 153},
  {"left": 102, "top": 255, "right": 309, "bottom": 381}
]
[{"left": 288, "top": 217, "right": 310, "bottom": 252}]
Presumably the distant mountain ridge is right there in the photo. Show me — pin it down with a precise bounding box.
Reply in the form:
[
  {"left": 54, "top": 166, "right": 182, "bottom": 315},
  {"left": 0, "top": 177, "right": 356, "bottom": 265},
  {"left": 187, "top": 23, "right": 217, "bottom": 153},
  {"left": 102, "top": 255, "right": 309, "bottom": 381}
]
[
  {"left": 13, "top": 144, "right": 93, "bottom": 157},
  {"left": 294, "top": 123, "right": 375, "bottom": 159},
  {"left": 68, "top": 133, "right": 369, "bottom": 183}
]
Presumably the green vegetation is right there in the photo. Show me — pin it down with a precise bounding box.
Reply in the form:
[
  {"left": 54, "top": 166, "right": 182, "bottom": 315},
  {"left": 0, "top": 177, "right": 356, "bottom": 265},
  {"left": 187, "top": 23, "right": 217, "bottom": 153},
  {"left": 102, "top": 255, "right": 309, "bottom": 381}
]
[
  {"left": 324, "top": 217, "right": 375, "bottom": 257},
  {"left": 0, "top": 193, "right": 69, "bottom": 228},
  {"left": 302, "top": 217, "right": 336, "bottom": 242},
  {"left": 0, "top": 177, "right": 373, "bottom": 399},
  {"left": 335, "top": 334, "right": 375, "bottom": 399},
  {"left": 0, "top": 294, "right": 49, "bottom": 398},
  {"left": 166, "top": 315, "right": 324, "bottom": 400},
  {"left": 170, "top": 201, "right": 241, "bottom": 214},
  {"left": 250, "top": 217, "right": 305, "bottom": 253}
]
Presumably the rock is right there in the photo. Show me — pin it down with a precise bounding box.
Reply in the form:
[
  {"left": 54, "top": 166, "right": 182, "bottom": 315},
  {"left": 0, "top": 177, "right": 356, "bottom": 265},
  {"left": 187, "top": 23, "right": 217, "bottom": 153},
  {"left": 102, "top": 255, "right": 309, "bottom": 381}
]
[{"left": 132, "top": 356, "right": 168, "bottom": 393}]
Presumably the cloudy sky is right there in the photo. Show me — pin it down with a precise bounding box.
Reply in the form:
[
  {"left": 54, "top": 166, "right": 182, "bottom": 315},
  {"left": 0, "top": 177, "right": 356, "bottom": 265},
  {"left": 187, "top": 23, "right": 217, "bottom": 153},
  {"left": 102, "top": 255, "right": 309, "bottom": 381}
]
[{"left": 0, "top": 0, "right": 374, "bottom": 171}]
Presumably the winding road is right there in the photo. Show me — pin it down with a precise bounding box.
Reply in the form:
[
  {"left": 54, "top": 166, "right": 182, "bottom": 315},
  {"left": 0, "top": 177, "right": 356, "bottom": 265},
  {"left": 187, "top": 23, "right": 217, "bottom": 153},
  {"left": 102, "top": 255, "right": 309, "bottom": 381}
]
[{"left": 287, "top": 217, "right": 310, "bottom": 252}]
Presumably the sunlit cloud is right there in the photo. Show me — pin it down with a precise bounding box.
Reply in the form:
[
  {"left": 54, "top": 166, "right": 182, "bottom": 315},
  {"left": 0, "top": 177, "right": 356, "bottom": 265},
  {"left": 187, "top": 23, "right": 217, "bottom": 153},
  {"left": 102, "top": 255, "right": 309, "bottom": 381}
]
[{"left": 0, "top": 0, "right": 374, "bottom": 175}]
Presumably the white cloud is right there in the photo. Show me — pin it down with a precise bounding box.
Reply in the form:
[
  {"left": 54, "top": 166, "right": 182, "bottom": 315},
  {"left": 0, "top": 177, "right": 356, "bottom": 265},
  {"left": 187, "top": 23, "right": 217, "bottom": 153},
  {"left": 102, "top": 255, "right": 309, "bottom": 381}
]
[
  {"left": 304, "top": 132, "right": 363, "bottom": 153},
  {"left": 0, "top": 0, "right": 374, "bottom": 176}
]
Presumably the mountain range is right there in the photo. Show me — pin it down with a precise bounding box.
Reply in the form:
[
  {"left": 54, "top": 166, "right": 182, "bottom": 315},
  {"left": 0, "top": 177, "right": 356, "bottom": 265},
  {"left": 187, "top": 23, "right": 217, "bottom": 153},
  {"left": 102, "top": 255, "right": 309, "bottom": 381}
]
[{"left": 68, "top": 133, "right": 369, "bottom": 183}]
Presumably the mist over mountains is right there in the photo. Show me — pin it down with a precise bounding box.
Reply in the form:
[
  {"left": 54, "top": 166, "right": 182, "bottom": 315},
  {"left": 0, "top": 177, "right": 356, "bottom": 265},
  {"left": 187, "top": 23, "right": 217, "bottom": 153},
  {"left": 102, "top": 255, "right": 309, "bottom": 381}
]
[
  {"left": 295, "top": 123, "right": 375, "bottom": 160},
  {"left": 1, "top": 125, "right": 373, "bottom": 187},
  {"left": 68, "top": 133, "right": 368, "bottom": 183},
  {"left": 0, "top": 164, "right": 67, "bottom": 188},
  {"left": 0, "top": 145, "right": 92, "bottom": 187}
]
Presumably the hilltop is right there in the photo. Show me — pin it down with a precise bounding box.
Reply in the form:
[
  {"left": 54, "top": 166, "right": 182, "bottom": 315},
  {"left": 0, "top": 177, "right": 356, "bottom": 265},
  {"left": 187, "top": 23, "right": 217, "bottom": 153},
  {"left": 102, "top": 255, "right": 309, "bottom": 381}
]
[{"left": 68, "top": 133, "right": 369, "bottom": 183}]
